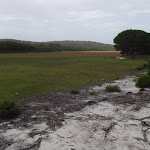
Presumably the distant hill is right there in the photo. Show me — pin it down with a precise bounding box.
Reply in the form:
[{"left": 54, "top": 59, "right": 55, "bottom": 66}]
[
  {"left": 51, "top": 40, "right": 115, "bottom": 51},
  {"left": 0, "top": 39, "right": 115, "bottom": 52}
]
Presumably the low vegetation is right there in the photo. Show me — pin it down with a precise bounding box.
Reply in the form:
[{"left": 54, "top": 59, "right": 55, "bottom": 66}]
[
  {"left": 105, "top": 85, "right": 121, "bottom": 92},
  {"left": 135, "top": 61, "right": 150, "bottom": 88},
  {"left": 134, "top": 65, "right": 147, "bottom": 71},
  {"left": 0, "top": 54, "right": 147, "bottom": 102},
  {"left": 70, "top": 90, "right": 80, "bottom": 95},
  {"left": 0, "top": 101, "right": 20, "bottom": 119},
  {"left": 90, "top": 92, "right": 96, "bottom": 95},
  {"left": 136, "top": 75, "right": 150, "bottom": 88}
]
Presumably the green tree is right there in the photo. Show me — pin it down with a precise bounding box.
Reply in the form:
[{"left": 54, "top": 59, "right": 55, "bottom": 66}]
[{"left": 114, "top": 29, "right": 149, "bottom": 55}]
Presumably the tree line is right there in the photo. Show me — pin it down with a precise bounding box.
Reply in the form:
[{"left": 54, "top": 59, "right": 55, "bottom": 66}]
[
  {"left": 0, "top": 41, "right": 63, "bottom": 53},
  {"left": 0, "top": 39, "right": 115, "bottom": 51},
  {"left": 114, "top": 29, "right": 150, "bottom": 55}
]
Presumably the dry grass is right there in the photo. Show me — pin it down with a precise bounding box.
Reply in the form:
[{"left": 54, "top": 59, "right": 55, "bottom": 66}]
[{"left": 0, "top": 51, "right": 120, "bottom": 57}]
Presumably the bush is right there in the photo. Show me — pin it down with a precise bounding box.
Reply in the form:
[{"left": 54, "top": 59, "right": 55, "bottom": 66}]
[
  {"left": 148, "top": 69, "right": 150, "bottom": 76},
  {"left": 105, "top": 85, "right": 121, "bottom": 92},
  {"left": 136, "top": 75, "right": 150, "bottom": 88},
  {"left": 70, "top": 90, "right": 80, "bottom": 94},
  {"left": 90, "top": 92, "right": 95, "bottom": 95},
  {"left": 0, "top": 101, "right": 20, "bottom": 119},
  {"left": 134, "top": 65, "right": 146, "bottom": 71}
]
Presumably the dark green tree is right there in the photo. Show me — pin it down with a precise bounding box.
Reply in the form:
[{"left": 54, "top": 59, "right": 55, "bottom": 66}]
[{"left": 114, "top": 29, "right": 149, "bottom": 55}]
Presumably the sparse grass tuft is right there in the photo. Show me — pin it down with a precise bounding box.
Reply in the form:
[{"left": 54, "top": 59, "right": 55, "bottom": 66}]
[
  {"left": 0, "top": 101, "right": 20, "bottom": 119},
  {"left": 44, "top": 106, "right": 49, "bottom": 111},
  {"left": 134, "top": 65, "right": 147, "bottom": 71},
  {"left": 70, "top": 90, "right": 80, "bottom": 95},
  {"left": 90, "top": 92, "right": 96, "bottom": 95},
  {"left": 105, "top": 85, "right": 121, "bottom": 92}
]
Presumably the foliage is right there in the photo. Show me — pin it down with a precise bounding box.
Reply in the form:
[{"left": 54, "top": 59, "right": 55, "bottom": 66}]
[
  {"left": 0, "top": 101, "right": 20, "bottom": 119},
  {"left": 0, "top": 41, "right": 63, "bottom": 53},
  {"left": 136, "top": 75, "right": 150, "bottom": 88},
  {"left": 105, "top": 85, "right": 121, "bottom": 92},
  {"left": 70, "top": 90, "right": 80, "bottom": 94},
  {"left": 114, "top": 29, "right": 150, "bottom": 55}
]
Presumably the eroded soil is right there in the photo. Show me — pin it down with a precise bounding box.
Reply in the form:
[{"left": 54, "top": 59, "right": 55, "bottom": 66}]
[{"left": 1, "top": 75, "right": 150, "bottom": 150}]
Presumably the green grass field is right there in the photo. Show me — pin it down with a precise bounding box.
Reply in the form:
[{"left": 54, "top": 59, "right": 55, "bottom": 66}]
[{"left": 0, "top": 54, "right": 148, "bottom": 102}]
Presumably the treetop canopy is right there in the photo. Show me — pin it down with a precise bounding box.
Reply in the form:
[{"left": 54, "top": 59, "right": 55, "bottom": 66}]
[{"left": 114, "top": 29, "right": 150, "bottom": 55}]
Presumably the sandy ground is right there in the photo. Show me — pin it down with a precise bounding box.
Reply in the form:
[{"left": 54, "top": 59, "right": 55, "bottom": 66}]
[{"left": 1, "top": 75, "right": 150, "bottom": 150}]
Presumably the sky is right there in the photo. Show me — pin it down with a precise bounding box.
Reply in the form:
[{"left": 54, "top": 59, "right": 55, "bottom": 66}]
[{"left": 0, "top": 0, "right": 150, "bottom": 44}]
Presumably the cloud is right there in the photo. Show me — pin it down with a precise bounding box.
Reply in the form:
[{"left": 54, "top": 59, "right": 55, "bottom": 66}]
[{"left": 0, "top": 0, "right": 150, "bottom": 43}]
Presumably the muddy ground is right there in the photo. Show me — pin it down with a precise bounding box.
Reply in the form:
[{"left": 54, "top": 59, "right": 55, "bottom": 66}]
[{"left": 1, "top": 75, "right": 150, "bottom": 150}]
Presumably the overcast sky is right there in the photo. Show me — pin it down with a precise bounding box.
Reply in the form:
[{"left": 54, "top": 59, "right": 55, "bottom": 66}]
[{"left": 0, "top": 0, "right": 150, "bottom": 44}]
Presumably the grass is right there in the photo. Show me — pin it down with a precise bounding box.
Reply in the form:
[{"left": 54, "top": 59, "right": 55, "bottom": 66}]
[
  {"left": 0, "top": 53, "right": 148, "bottom": 102},
  {"left": 105, "top": 85, "right": 121, "bottom": 92}
]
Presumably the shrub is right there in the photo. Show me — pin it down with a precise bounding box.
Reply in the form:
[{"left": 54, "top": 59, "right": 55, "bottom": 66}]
[
  {"left": 44, "top": 106, "right": 49, "bottom": 111},
  {"left": 134, "top": 65, "right": 146, "bottom": 71},
  {"left": 105, "top": 85, "right": 121, "bottom": 92},
  {"left": 148, "top": 69, "right": 150, "bottom": 76},
  {"left": 70, "top": 90, "right": 80, "bottom": 94},
  {"left": 90, "top": 92, "right": 95, "bottom": 95},
  {"left": 0, "top": 101, "right": 20, "bottom": 119},
  {"left": 136, "top": 75, "right": 150, "bottom": 88}
]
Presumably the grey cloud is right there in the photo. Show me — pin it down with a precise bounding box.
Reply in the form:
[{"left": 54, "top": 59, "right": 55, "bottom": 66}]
[{"left": 0, "top": 0, "right": 150, "bottom": 43}]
